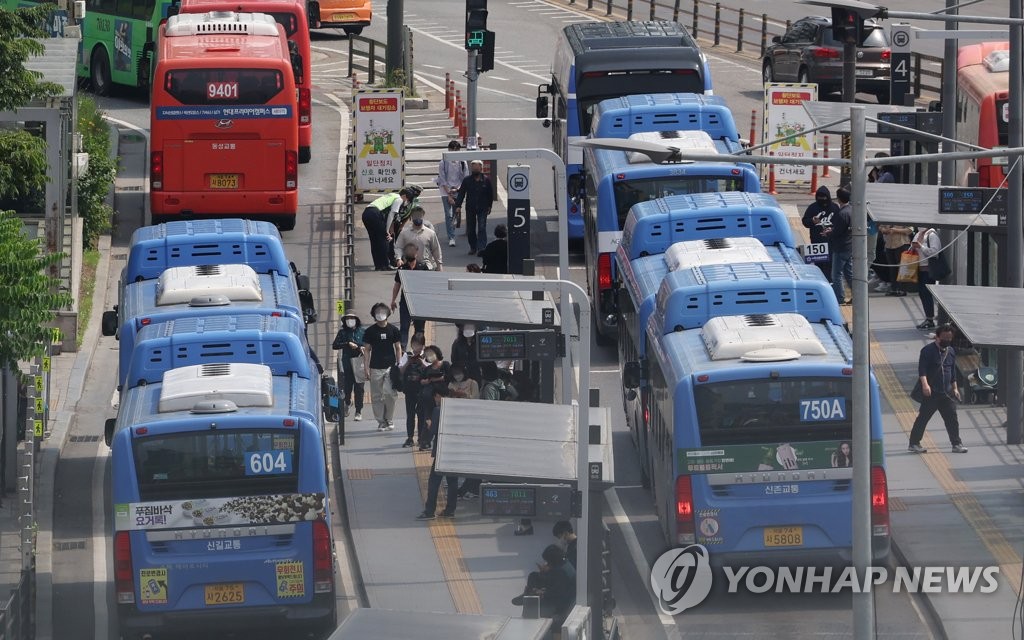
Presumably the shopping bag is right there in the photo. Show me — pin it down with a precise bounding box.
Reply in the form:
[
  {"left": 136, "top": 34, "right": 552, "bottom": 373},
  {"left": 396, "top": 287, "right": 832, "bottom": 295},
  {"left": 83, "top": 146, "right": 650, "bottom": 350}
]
[
  {"left": 897, "top": 250, "right": 919, "bottom": 284},
  {"left": 351, "top": 355, "right": 366, "bottom": 384}
]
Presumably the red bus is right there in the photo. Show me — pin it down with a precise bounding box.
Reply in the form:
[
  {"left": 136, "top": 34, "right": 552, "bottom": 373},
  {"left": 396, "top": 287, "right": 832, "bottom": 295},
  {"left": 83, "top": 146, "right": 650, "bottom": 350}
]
[
  {"left": 955, "top": 41, "right": 1009, "bottom": 188},
  {"left": 151, "top": 11, "right": 299, "bottom": 231},
  {"left": 177, "top": 0, "right": 313, "bottom": 163}
]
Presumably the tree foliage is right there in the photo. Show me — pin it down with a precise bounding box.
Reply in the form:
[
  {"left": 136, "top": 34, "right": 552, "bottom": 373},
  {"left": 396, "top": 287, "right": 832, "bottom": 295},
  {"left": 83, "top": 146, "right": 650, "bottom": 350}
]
[
  {"left": 0, "top": 130, "right": 47, "bottom": 213},
  {"left": 0, "top": 210, "right": 72, "bottom": 371},
  {"left": 0, "top": 6, "right": 64, "bottom": 111},
  {"left": 77, "top": 96, "right": 115, "bottom": 249}
]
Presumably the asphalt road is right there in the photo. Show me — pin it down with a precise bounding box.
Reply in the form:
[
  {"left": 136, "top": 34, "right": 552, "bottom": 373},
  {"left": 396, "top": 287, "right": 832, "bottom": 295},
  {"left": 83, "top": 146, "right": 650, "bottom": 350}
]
[{"left": 51, "top": 0, "right": 941, "bottom": 637}]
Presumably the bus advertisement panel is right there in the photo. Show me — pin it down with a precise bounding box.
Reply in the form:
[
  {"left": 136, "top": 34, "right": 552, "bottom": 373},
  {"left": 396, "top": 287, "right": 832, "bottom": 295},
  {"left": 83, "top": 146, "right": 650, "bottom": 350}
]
[
  {"left": 538, "top": 22, "right": 713, "bottom": 241},
  {"left": 109, "top": 363, "right": 337, "bottom": 636},
  {"left": 630, "top": 313, "right": 889, "bottom": 562},
  {"left": 177, "top": 0, "right": 314, "bottom": 163},
  {"left": 150, "top": 12, "right": 299, "bottom": 230}
]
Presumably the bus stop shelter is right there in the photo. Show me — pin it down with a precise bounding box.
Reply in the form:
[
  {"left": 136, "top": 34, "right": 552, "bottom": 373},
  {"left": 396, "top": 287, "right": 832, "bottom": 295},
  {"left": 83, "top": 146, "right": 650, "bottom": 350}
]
[
  {"left": 864, "top": 184, "right": 1003, "bottom": 231},
  {"left": 926, "top": 286, "right": 1024, "bottom": 348},
  {"left": 329, "top": 608, "right": 551, "bottom": 640}
]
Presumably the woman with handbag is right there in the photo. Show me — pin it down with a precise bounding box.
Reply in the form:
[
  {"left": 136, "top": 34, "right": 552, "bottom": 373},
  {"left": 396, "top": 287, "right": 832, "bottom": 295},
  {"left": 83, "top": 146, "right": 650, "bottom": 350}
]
[
  {"left": 880, "top": 224, "right": 913, "bottom": 297},
  {"left": 332, "top": 312, "right": 366, "bottom": 420},
  {"left": 911, "top": 227, "right": 948, "bottom": 330}
]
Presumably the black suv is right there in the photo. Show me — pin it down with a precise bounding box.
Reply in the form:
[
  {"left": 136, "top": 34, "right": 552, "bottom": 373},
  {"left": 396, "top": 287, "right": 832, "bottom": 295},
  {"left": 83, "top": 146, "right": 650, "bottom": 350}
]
[{"left": 762, "top": 16, "right": 892, "bottom": 103}]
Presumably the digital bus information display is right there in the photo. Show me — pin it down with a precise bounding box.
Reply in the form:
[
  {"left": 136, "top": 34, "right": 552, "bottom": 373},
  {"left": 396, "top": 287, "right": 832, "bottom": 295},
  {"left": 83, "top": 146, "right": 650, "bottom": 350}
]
[{"left": 481, "top": 485, "right": 535, "bottom": 516}]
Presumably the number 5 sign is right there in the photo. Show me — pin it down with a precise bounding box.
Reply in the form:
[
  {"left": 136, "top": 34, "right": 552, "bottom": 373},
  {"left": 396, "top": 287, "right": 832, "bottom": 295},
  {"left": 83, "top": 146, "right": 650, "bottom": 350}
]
[{"left": 506, "top": 165, "right": 530, "bottom": 275}]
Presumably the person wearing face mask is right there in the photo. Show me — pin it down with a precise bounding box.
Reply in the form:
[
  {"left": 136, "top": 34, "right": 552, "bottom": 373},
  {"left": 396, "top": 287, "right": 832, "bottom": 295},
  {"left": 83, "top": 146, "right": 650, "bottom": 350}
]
[
  {"left": 362, "top": 302, "right": 402, "bottom": 432},
  {"left": 391, "top": 243, "right": 428, "bottom": 350},
  {"left": 453, "top": 159, "right": 494, "bottom": 256},
  {"left": 394, "top": 206, "right": 443, "bottom": 271},
  {"left": 362, "top": 187, "right": 417, "bottom": 271},
  {"left": 447, "top": 364, "right": 479, "bottom": 399},
  {"left": 450, "top": 323, "right": 482, "bottom": 383},
  {"left": 398, "top": 333, "right": 428, "bottom": 448},
  {"left": 801, "top": 186, "right": 837, "bottom": 282},
  {"left": 909, "top": 325, "right": 967, "bottom": 454},
  {"left": 435, "top": 140, "right": 469, "bottom": 247},
  {"left": 416, "top": 345, "right": 450, "bottom": 449},
  {"left": 331, "top": 312, "right": 366, "bottom": 421}
]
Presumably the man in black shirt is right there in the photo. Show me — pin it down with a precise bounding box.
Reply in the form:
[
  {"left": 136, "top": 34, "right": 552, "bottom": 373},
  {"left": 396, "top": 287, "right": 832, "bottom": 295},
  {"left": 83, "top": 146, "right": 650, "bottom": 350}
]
[
  {"left": 362, "top": 302, "right": 402, "bottom": 432},
  {"left": 390, "top": 243, "right": 428, "bottom": 350},
  {"left": 453, "top": 159, "right": 494, "bottom": 256},
  {"left": 416, "top": 385, "right": 459, "bottom": 519},
  {"left": 479, "top": 223, "right": 509, "bottom": 274},
  {"left": 909, "top": 325, "right": 967, "bottom": 454},
  {"left": 801, "top": 186, "right": 837, "bottom": 281},
  {"left": 825, "top": 185, "right": 854, "bottom": 304}
]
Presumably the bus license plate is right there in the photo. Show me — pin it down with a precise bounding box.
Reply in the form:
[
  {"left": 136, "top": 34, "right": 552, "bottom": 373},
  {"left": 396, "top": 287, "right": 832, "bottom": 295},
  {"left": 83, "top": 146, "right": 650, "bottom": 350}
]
[
  {"left": 764, "top": 526, "right": 803, "bottom": 547},
  {"left": 209, "top": 174, "right": 239, "bottom": 189},
  {"left": 205, "top": 583, "right": 244, "bottom": 605},
  {"left": 333, "top": 12, "right": 356, "bottom": 19},
  {"left": 855, "top": 69, "right": 873, "bottom": 77}
]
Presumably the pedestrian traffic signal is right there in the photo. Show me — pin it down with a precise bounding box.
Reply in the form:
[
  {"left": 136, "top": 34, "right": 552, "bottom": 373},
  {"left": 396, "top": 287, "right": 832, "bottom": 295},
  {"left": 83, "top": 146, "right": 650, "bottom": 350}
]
[
  {"left": 831, "top": 7, "right": 863, "bottom": 44},
  {"left": 466, "top": 0, "right": 487, "bottom": 50},
  {"left": 478, "top": 30, "right": 495, "bottom": 72}
]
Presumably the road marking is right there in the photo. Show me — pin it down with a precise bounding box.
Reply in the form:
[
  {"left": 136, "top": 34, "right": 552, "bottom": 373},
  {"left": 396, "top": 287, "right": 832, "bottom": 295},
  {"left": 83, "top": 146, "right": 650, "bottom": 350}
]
[{"left": 419, "top": 71, "right": 533, "bottom": 103}]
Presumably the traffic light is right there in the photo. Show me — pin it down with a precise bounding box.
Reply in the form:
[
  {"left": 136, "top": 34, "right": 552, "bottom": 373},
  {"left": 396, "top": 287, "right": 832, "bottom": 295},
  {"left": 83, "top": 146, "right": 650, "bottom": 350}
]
[
  {"left": 466, "top": 0, "right": 487, "bottom": 50},
  {"left": 831, "top": 7, "right": 863, "bottom": 44},
  {"left": 478, "top": 30, "right": 495, "bottom": 72}
]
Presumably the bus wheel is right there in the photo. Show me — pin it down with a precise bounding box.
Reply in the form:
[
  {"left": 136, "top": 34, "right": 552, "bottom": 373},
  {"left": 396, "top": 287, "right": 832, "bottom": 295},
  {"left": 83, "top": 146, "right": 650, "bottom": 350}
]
[
  {"left": 299, "top": 146, "right": 311, "bottom": 164},
  {"left": 344, "top": 26, "right": 363, "bottom": 36},
  {"left": 278, "top": 216, "right": 297, "bottom": 232},
  {"left": 91, "top": 47, "right": 112, "bottom": 97}
]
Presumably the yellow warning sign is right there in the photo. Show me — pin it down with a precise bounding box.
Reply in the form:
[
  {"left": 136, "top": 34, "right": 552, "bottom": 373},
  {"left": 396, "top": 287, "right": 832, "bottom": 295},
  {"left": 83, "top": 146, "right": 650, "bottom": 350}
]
[
  {"left": 275, "top": 561, "right": 305, "bottom": 598},
  {"left": 51, "top": 328, "right": 62, "bottom": 344},
  {"left": 34, "top": 376, "right": 42, "bottom": 393},
  {"left": 42, "top": 357, "right": 50, "bottom": 373},
  {"left": 34, "top": 420, "right": 43, "bottom": 437},
  {"left": 140, "top": 568, "right": 168, "bottom": 605},
  {"left": 336, "top": 300, "right": 346, "bottom": 315},
  {"left": 34, "top": 397, "right": 44, "bottom": 414}
]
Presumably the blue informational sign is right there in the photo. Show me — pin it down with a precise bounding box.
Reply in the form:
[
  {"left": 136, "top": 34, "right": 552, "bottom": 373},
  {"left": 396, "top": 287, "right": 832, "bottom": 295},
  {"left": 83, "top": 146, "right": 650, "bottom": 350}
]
[
  {"left": 155, "top": 105, "right": 294, "bottom": 120},
  {"left": 245, "top": 450, "right": 294, "bottom": 476},
  {"left": 799, "top": 397, "right": 847, "bottom": 422}
]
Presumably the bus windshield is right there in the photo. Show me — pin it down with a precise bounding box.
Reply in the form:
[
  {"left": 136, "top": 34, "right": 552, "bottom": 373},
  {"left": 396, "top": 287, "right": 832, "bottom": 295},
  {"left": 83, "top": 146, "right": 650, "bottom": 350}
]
[
  {"left": 614, "top": 176, "right": 745, "bottom": 227},
  {"left": 164, "top": 68, "right": 285, "bottom": 105},
  {"left": 694, "top": 377, "right": 853, "bottom": 446},
  {"left": 134, "top": 429, "right": 299, "bottom": 500}
]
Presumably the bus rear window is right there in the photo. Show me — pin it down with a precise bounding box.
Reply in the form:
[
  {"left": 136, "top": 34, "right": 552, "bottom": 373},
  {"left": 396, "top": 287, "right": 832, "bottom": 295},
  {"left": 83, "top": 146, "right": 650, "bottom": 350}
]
[
  {"left": 134, "top": 429, "right": 299, "bottom": 500},
  {"left": 614, "top": 176, "right": 744, "bottom": 228},
  {"left": 164, "top": 69, "right": 284, "bottom": 105},
  {"left": 695, "top": 377, "right": 853, "bottom": 446}
]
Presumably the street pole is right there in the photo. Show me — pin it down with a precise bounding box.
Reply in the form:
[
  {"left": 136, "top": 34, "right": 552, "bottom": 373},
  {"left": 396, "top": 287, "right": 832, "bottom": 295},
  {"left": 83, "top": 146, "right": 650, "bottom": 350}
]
[
  {"left": 1007, "top": 0, "right": 1024, "bottom": 444},
  {"left": 446, "top": 277, "right": 591, "bottom": 625},
  {"left": 849, "top": 106, "right": 874, "bottom": 640},
  {"left": 938, "top": 0, "right": 958, "bottom": 316},
  {"left": 385, "top": 0, "right": 404, "bottom": 79},
  {"left": 466, "top": 49, "right": 479, "bottom": 148},
  {"left": 841, "top": 38, "right": 856, "bottom": 186}
]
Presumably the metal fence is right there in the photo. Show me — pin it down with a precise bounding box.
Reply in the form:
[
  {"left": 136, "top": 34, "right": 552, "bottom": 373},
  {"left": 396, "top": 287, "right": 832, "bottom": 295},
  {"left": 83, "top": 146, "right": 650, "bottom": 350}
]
[
  {"left": 347, "top": 28, "right": 416, "bottom": 94},
  {"left": 561, "top": 0, "right": 943, "bottom": 99},
  {"left": 0, "top": 568, "right": 34, "bottom": 640}
]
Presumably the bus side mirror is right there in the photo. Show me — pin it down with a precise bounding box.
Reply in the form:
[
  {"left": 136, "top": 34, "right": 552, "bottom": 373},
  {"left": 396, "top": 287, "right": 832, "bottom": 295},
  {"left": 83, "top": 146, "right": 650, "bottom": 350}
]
[
  {"left": 299, "top": 290, "right": 317, "bottom": 324},
  {"left": 104, "top": 418, "right": 116, "bottom": 447},
  {"left": 623, "top": 361, "right": 641, "bottom": 390},
  {"left": 296, "top": 273, "right": 310, "bottom": 291},
  {"left": 102, "top": 309, "right": 119, "bottom": 337},
  {"left": 536, "top": 94, "right": 549, "bottom": 120}
]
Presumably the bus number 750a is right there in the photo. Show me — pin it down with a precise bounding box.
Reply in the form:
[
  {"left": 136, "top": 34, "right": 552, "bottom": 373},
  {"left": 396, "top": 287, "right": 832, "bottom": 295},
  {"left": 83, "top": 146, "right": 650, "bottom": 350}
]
[{"left": 799, "top": 397, "right": 846, "bottom": 422}]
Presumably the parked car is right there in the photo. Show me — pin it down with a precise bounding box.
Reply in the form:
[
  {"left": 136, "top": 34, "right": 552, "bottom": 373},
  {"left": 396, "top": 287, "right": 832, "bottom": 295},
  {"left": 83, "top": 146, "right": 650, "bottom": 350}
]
[
  {"left": 762, "top": 16, "right": 892, "bottom": 103},
  {"left": 308, "top": 0, "right": 372, "bottom": 35}
]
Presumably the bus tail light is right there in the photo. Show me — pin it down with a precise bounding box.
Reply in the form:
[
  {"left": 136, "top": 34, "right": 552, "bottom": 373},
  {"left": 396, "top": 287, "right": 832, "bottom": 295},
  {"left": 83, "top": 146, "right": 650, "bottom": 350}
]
[
  {"left": 871, "top": 466, "right": 890, "bottom": 537},
  {"left": 313, "top": 519, "right": 334, "bottom": 593},
  {"left": 151, "top": 151, "right": 163, "bottom": 191},
  {"left": 675, "top": 475, "right": 695, "bottom": 545},
  {"left": 114, "top": 532, "right": 136, "bottom": 604},
  {"left": 598, "top": 253, "right": 612, "bottom": 290},
  {"left": 285, "top": 151, "right": 298, "bottom": 189},
  {"left": 299, "top": 88, "right": 311, "bottom": 124}
]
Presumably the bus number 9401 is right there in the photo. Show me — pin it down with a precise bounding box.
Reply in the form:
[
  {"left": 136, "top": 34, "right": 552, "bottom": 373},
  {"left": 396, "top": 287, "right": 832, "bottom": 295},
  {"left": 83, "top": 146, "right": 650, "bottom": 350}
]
[{"left": 207, "top": 82, "right": 239, "bottom": 100}]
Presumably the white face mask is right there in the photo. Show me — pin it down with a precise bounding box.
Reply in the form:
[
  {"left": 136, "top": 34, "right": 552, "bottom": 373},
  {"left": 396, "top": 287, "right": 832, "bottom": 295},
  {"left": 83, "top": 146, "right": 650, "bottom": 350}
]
[
  {"left": 463, "top": 329, "right": 475, "bottom": 338},
  {"left": 374, "top": 312, "right": 388, "bottom": 322},
  {"left": 345, "top": 319, "right": 356, "bottom": 328},
  {"left": 425, "top": 353, "right": 438, "bottom": 364},
  {"left": 453, "top": 373, "right": 465, "bottom": 382}
]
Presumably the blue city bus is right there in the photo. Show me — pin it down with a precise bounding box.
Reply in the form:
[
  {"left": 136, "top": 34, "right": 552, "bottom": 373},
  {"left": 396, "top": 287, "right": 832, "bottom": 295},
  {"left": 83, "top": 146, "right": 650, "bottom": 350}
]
[
  {"left": 109, "top": 219, "right": 316, "bottom": 335},
  {"left": 106, "top": 362, "right": 337, "bottom": 637},
  {"left": 583, "top": 144, "right": 762, "bottom": 341},
  {"left": 619, "top": 191, "right": 791, "bottom": 261},
  {"left": 537, "top": 22, "right": 713, "bottom": 241},
  {"left": 103, "top": 263, "right": 310, "bottom": 389},
  {"left": 590, "top": 93, "right": 739, "bottom": 142},
  {"left": 623, "top": 312, "right": 889, "bottom": 561}
]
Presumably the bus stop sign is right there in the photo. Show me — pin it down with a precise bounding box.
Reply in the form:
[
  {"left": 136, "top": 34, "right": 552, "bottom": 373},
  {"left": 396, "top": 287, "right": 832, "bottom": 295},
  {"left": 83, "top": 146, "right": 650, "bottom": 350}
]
[{"left": 889, "top": 24, "right": 911, "bottom": 106}]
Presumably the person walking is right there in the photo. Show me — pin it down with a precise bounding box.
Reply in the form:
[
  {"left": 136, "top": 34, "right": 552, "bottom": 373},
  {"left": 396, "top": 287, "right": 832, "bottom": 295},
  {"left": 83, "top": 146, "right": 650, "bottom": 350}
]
[
  {"left": 909, "top": 325, "right": 967, "bottom": 454},
  {"left": 331, "top": 312, "right": 366, "bottom": 421},
  {"left": 453, "top": 159, "right": 494, "bottom": 256},
  {"left": 879, "top": 223, "right": 913, "bottom": 297},
  {"left": 390, "top": 243, "right": 429, "bottom": 349},
  {"left": 911, "top": 227, "right": 943, "bottom": 330},
  {"left": 361, "top": 187, "right": 417, "bottom": 271},
  {"left": 801, "top": 186, "right": 837, "bottom": 281},
  {"left": 824, "top": 185, "right": 854, "bottom": 305},
  {"left": 394, "top": 207, "right": 444, "bottom": 271},
  {"left": 398, "top": 333, "right": 427, "bottom": 448},
  {"left": 435, "top": 140, "right": 469, "bottom": 247},
  {"left": 479, "top": 223, "right": 509, "bottom": 274},
  {"left": 416, "top": 385, "right": 460, "bottom": 520},
  {"left": 362, "top": 302, "right": 402, "bottom": 432}
]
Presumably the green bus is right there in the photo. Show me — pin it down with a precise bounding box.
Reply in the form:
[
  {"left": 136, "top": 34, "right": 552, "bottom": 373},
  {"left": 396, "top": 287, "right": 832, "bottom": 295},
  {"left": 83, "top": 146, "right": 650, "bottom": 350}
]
[{"left": 2, "top": 0, "right": 171, "bottom": 94}]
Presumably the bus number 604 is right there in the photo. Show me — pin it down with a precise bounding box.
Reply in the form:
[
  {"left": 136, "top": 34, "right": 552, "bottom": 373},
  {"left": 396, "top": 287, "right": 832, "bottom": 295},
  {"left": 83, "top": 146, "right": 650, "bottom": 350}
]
[{"left": 248, "top": 451, "right": 290, "bottom": 474}]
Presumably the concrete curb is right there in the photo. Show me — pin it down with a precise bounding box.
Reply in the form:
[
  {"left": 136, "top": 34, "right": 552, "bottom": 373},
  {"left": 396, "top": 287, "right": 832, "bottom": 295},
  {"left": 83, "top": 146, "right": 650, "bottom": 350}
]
[{"left": 890, "top": 537, "right": 948, "bottom": 640}]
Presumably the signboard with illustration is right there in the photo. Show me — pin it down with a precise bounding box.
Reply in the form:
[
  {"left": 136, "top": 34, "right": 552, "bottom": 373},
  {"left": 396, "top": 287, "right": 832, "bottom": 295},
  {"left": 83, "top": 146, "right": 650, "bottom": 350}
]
[
  {"left": 352, "top": 89, "right": 405, "bottom": 194},
  {"left": 762, "top": 83, "right": 818, "bottom": 185},
  {"left": 114, "top": 493, "right": 326, "bottom": 530},
  {"left": 678, "top": 440, "right": 883, "bottom": 474}
]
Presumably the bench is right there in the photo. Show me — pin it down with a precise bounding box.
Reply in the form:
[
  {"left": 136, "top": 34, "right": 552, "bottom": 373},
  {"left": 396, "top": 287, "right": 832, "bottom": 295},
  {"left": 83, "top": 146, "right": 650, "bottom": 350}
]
[{"left": 954, "top": 352, "right": 993, "bottom": 404}]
